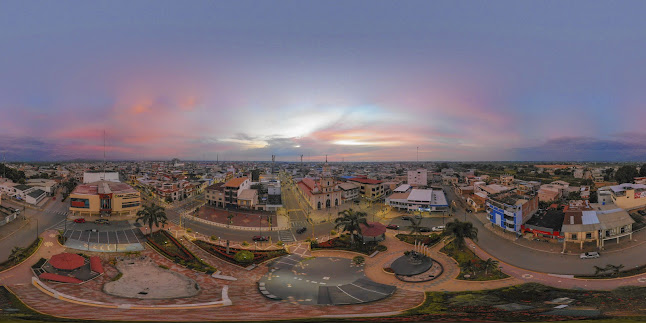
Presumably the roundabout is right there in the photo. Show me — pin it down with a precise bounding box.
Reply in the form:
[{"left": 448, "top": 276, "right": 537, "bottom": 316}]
[
  {"left": 258, "top": 255, "right": 396, "bottom": 305},
  {"left": 389, "top": 251, "right": 443, "bottom": 283}
]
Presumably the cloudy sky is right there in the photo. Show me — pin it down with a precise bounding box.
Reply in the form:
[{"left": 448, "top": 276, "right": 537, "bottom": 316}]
[{"left": 2, "top": 1, "right": 646, "bottom": 162}]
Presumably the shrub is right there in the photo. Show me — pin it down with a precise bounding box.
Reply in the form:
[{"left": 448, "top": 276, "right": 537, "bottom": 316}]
[
  {"left": 186, "top": 228, "right": 193, "bottom": 233},
  {"left": 330, "top": 230, "right": 337, "bottom": 236},
  {"left": 353, "top": 256, "right": 365, "bottom": 265},
  {"left": 234, "top": 250, "right": 255, "bottom": 264},
  {"left": 276, "top": 241, "right": 284, "bottom": 246},
  {"left": 241, "top": 241, "right": 249, "bottom": 247},
  {"left": 159, "top": 264, "right": 169, "bottom": 270},
  {"left": 210, "top": 235, "right": 218, "bottom": 241},
  {"left": 376, "top": 245, "right": 387, "bottom": 252},
  {"left": 111, "top": 272, "right": 123, "bottom": 281},
  {"left": 449, "top": 294, "right": 503, "bottom": 307}
]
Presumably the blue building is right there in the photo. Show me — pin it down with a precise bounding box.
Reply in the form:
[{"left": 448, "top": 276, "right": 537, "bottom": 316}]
[{"left": 486, "top": 189, "right": 539, "bottom": 233}]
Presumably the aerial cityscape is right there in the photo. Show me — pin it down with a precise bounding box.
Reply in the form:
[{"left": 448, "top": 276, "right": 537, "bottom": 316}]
[{"left": 2, "top": 1, "right": 646, "bottom": 323}]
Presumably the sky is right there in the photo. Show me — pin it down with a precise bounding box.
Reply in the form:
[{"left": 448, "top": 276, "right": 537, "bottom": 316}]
[{"left": 2, "top": 0, "right": 646, "bottom": 162}]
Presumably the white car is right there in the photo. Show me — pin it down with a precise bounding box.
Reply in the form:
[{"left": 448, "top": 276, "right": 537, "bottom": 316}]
[
  {"left": 432, "top": 226, "right": 445, "bottom": 232},
  {"left": 580, "top": 252, "right": 600, "bottom": 259}
]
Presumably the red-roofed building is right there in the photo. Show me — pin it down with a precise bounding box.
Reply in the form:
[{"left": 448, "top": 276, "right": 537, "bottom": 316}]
[
  {"left": 89, "top": 256, "right": 104, "bottom": 274},
  {"left": 222, "top": 177, "right": 250, "bottom": 208},
  {"left": 296, "top": 163, "right": 342, "bottom": 210},
  {"left": 358, "top": 222, "right": 386, "bottom": 242},
  {"left": 49, "top": 253, "right": 85, "bottom": 271},
  {"left": 348, "top": 177, "right": 385, "bottom": 199}
]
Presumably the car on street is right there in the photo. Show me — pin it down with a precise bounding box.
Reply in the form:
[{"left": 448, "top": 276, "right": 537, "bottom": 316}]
[
  {"left": 638, "top": 210, "right": 646, "bottom": 216},
  {"left": 296, "top": 227, "right": 307, "bottom": 234},
  {"left": 252, "top": 235, "right": 269, "bottom": 241},
  {"left": 73, "top": 218, "right": 86, "bottom": 223},
  {"left": 580, "top": 251, "right": 600, "bottom": 259},
  {"left": 419, "top": 227, "right": 432, "bottom": 232},
  {"left": 94, "top": 218, "right": 110, "bottom": 225},
  {"left": 386, "top": 224, "right": 399, "bottom": 230},
  {"left": 353, "top": 200, "right": 360, "bottom": 204},
  {"left": 400, "top": 216, "right": 412, "bottom": 221},
  {"left": 432, "top": 226, "right": 445, "bottom": 232}
]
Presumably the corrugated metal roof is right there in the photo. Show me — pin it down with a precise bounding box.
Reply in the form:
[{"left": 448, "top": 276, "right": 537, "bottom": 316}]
[{"left": 581, "top": 211, "right": 599, "bottom": 225}]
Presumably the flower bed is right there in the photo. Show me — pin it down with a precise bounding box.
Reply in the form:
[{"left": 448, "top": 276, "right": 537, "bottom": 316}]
[
  {"left": 396, "top": 233, "right": 442, "bottom": 246},
  {"left": 0, "top": 238, "right": 42, "bottom": 272},
  {"left": 193, "top": 239, "right": 287, "bottom": 266},
  {"left": 440, "top": 244, "right": 508, "bottom": 281},
  {"left": 145, "top": 230, "right": 215, "bottom": 273},
  {"left": 310, "top": 235, "right": 385, "bottom": 255}
]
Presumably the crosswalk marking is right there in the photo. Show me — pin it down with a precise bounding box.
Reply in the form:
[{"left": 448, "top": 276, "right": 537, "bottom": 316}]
[{"left": 278, "top": 230, "right": 296, "bottom": 242}]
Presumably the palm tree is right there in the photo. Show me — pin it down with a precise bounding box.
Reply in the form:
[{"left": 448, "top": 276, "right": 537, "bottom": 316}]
[
  {"left": 8, "top": 246, "right": 24, "bottom": 263},
  {"left": 593, "top": 265, "right": 606, "bottom": 276},
  {"left": 445, "top": 219, "right": 478, "bottom": 249},
  {"left": 408, "top": 217, "right": 424, "bottom": 242},
  {"left": 136, "top": 204, "right": 168, "bottom": 235},
  {"left": 482, "top": 258, "right": 499, "bottom": 275},
  {"left": 334, "top": 208, "right": 368, "bottom": 247}
]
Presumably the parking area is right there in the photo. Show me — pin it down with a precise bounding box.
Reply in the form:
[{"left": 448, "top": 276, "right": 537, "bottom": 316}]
[{"left": 63, "top": 220, "right": 144, "bottom": 245}]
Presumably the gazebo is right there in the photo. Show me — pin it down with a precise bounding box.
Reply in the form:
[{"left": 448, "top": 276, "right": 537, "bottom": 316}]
[
  {"left": 48, "top": 253, "right": 86, "bottom": 271},
  {"left": 358, "top": 222, "right": 387, "bottom": 242}
]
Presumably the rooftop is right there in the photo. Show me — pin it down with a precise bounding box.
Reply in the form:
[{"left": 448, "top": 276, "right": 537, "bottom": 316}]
[
  {"left": 348, "top": 177, "right": 383, "bottom": 185},
  {"left": 224, "top": 177, "right": 248, "bottom": 188},
  {"left": 72, "top": 181, "right": 138, "bottom": 195}
]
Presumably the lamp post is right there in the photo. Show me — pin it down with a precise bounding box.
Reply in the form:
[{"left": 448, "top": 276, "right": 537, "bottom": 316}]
[{"left": 35, "top": 218, "right": 39, "bottom": 240}]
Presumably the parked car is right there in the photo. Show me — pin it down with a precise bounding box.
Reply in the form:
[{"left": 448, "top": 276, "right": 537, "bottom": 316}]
[
  {"left": 638, "top": 210, "right": 646, "bottom": 216},
  {"left": 432, "top": 226, "right": 445, "bottom": 232},
  {"left": 73, "top": 218, "right": 86, "bottom": 223},
  {"left": 386, "top": 224, "right": 399, "bottom": 230},
  {"left": 94, "top": 218, "right": 110, "bottom": 225},
  {"left": 419, "top": 227, "right": 432, "bottom": 232},
  {"left": 52, "top": 197, "right": 56, "bottom": 201},
  {"left": 252, "top": 235, "right": 269, "bottom": 241},
  {"left": 580, "top": 252, "right": 600, "bottom": 259},
  {"left": 400, "top": 216, "right": 412, "bottom": 221},
  {"left": 296, "top": 227, "right": 307, "bottom": 234}
]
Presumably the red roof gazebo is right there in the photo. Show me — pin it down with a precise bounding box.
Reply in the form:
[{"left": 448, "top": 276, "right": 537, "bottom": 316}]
[
  {"left": 49, "top": 253, "right": 85, "bottom": 271},
  {"left": 359, "top": 222, "right": 387, "bottom": 242}
]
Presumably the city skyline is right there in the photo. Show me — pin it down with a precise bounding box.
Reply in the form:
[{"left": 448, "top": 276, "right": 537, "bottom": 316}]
[{"left": 2, "top": 1, "right": 646, "bottom": 162}]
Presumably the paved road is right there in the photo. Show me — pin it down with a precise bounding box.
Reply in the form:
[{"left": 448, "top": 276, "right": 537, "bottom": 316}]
[
  {"left": 442, "top": 184, "right": 646, "bottom": 275},
  {"left": 0, "top": 192, "right": 69, "bottom": 262}
]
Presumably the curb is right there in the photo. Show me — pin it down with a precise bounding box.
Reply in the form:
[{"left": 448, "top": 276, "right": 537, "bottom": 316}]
[{"left": 0, "top": 237, "right": 43, "bottom": 275}]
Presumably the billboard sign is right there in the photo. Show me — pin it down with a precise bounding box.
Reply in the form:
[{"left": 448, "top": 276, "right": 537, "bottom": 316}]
[{"left": 635, "top": 191, "right": 646, "bottom": 199}]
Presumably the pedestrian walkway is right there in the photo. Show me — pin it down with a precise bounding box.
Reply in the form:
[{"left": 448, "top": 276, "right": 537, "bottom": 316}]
[{"left": 278, "top": 230, "right": 295, "bottom": 242}]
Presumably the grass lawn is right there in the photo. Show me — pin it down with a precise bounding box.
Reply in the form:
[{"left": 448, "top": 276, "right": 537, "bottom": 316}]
[
  {"left": 406, "top": 283, "right": 646, "bottom": 321},
  {"left": 0, "top": 238, "right": 42, "bottom": 272},
  {"left": 440, "top": 243, "right": 509, "bottom": 281},
  {"left": 193, "top": 239, "right": 287, "bottom": 266},
  {"left": 310, "top": 234, "right": 386, "bottom": 255},
  {"left": 145, "top": 230, "right": 216, "bottom": 273},
  {"left": 395, "top": 233, "right": 442, "bottom": 246}
]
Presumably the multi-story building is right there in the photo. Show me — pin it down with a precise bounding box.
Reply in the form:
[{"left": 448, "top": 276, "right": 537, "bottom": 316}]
[
  {"left": 486, "top": 189, "right": 539, "bottom": 233},
  {"left": 407, "top": 169, "right": 427, "bottom": 187},
  {"left": 69, "top": 181, "right": 141, "bottom": 217},
  {"left": 338, "top": 182, "right": 360, "bottom": 202},
  {"left": 348, "top": 177, "right": 385, "bottom": 199},
  {"left": 386, "top": 186, "right": 448, "bottom": 212},
  {"left": 223, "top": 177, "right": 251, "bottom": 208},
  {"left": 561, "top": 201, "right": 635, "bottom": 250},
  {"left": 297, "top": 176, "right": 343, "bottom": 210},
  {"left": 83, "top": 171, "right": 120, "bottom": 184},
  {"left": 205, "top": 182, "right": 225, "bottom": 208},
  {"left": 500, "top": 175, "right": 514, "bottom": 186},
  {"left": 597, "top": 183, "right": 646, "bottom": 210}
]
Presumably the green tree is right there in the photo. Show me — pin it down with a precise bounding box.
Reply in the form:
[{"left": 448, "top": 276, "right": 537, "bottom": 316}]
[
  {"left": 334, "top": 208, "right": 368, "bottom": 247},
  {"left": 615, "top": 165, "right": 638, "bottom": 184},
  {"left": 482, "top": 258, "right": 499, "bottom": 275},
  {"left": 640, "top": 164, "right": 646, "bottom": 177},
  {"left": 444, "top": 219, "right": 478, "bottom": 249},
  {"left": 136, "top": 204, "right": 168, "bottom": 234},
  {"left": 8, "top": 247, "right": 24, "bottom": 263},
  {"left": 408, "top": 217, "right": 424, "bottom": 242},
  {"left": 567, "top": 191, "right": 581, "bottom": 200}
]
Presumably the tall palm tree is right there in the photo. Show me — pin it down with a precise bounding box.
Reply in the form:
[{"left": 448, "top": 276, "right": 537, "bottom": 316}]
[
  {"left": 445, "top": 219, "right": 478, "bottom": 249},
  {"left": 8, "top": 246, "right": 24, "bottom": 263},
  {"left": 335, "top": 208, "right": 368, "bottom": 247},
  {"left": 408, "top": 217, "right": 424, "bottom": 242},
  {"left": 482, "top": 258, "right": 499, "bottom": 275},
  {"left": 136, "top": 204, "right": 168, "bottom": 235}
]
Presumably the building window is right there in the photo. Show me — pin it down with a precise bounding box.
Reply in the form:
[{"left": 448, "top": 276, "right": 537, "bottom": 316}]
[
  {"left": 585, "top": 232, "right": 592, "bottom": 239},
  {"left": 621, "top": 227, "right": 626, "bottom": 233},
  {"left": 571, "top": 234, "right": 577, "bottom": 240}
]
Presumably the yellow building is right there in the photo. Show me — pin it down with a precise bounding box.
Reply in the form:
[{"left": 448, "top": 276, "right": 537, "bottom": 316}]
[
  {"left": 69, "top": 181, "right": 141, "bottom": 217},
  {"left": 599, "top": 183, "right": 646, "bottom": 210}
]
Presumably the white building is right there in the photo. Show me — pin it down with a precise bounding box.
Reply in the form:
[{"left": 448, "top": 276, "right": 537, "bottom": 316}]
[
  {"left": 407, "top": 169, "right": 427, "bottom": 187},
  {"left": 26, "top": 179, "right": 58, "bottom": 195},
  {"left": 386, "top": 188, "right": 448, "bottom": 212},
  {"left": 83, "top": 171, "right": 120, "bottom": 184}
]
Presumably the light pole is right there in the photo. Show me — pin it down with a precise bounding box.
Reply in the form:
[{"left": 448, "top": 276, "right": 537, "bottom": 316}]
[{"left": 36, "top": 218, "right": 39, "bottom": 240}]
